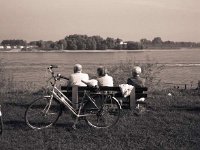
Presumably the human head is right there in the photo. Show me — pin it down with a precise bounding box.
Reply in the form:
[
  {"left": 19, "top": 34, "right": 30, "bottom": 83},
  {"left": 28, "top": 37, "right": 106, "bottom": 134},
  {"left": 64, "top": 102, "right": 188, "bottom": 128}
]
[
  {"left": 97, "top": 66, "right": 107, "bottom": 77},
  {"left": 132, "top": 66, "right": 142, "bottom": 77},
  {"left": 74, "top": 64, "right": 82, "bottom": 73}
]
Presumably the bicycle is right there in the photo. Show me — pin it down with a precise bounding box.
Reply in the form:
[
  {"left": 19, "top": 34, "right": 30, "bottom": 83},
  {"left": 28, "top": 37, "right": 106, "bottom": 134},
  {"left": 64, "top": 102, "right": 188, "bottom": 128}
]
[{"left": 25, "top": 65, "right": 121, "bottom": 130}]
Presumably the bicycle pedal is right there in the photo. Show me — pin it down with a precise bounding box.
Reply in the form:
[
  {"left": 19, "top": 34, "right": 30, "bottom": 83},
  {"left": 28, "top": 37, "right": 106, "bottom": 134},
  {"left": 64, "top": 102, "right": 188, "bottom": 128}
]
[{"left": 72, "top": 125, "right": 77, "bottom": 130}]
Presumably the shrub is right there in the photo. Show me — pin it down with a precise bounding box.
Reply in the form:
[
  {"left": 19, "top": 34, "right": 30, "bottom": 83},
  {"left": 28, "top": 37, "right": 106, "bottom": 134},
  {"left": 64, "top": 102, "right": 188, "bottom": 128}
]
[{"left": 107, "top": 59, "right": 165, "bottom": 90}]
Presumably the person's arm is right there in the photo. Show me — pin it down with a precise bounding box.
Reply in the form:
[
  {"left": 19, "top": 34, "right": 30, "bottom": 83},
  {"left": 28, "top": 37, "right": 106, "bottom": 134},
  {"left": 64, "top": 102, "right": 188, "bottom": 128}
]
[
  {"left": 110, "top": 76, "right": 114, "bottom": 86},
  {"left": 67, "top": 75, "right": 72, "bottom": 87},
  {"left": 141, "top": 78, "right": 146, "bottom": 87},
  {"left": 86, "top": 74, "right": 89, "bottom": 80},
  {"left": 127, "top": 78, "right": 131, "bottom": 85}
]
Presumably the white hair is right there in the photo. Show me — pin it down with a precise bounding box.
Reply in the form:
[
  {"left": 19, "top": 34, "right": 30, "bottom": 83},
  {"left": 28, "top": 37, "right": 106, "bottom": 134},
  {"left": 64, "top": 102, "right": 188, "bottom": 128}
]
[
  {"left": 74, "top": 64, "right": 82, "bottom": 73},
  {"left": 132, "top": 66, "right": 142, "bottom": 75}
]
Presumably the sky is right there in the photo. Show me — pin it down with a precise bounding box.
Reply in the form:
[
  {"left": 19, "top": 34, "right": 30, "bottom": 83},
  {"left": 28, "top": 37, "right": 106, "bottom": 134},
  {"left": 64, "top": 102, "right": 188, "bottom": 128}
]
[{"left": 0, "top": 0, "right": 200, "bottom": 42}]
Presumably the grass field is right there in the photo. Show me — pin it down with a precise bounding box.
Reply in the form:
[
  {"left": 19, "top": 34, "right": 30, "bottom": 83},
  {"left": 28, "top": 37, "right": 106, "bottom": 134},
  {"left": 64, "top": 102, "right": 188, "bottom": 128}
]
[
  {"left": 1, "top": 89, "right": 200, "bottom": 150},
  {"left": 1, "top": 60, "right": 200, "bottom": 150}
]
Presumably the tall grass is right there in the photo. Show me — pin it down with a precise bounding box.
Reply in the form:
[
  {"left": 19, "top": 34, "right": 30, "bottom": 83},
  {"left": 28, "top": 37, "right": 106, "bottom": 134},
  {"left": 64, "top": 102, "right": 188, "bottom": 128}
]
[
  {"left": 107, "top": 60, "right": 164, "bottom": 90},
  {"left": 0, "top": 59, "right": 14, "bottom": 98},
  {"left": 0, "top": 59, "right": 38, "bottom": 103},
  {"left": 1, "top": 60, "right": 200, "bottom": 149}
]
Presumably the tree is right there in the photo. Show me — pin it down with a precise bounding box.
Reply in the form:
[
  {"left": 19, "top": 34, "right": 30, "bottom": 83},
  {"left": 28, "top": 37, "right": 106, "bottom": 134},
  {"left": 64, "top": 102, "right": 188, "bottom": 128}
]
[
  {"left": 127, "top": 41, "right": 143, "bottom": 50},
  {"left": 1, "top": 39, "right": 27, "bottom": 46},
  {"left": 58, "top": 39, "right": 67, "bottom": 50},
  {"left": 86, "top": 37, "right": 96, "bottom": 50},
  {"left": 99, "top": 40, "right": 107, "bottom": 50},
  {"left": 36, "top": 40, "right": 45, "bottom": 49},
  {"left": 152, "top": 37, "right": 163, "bottom": 45},
  {"left": 106, "top": 37, "right": 116, "bottom": 49},
  {"left": 92, "top": 36, "right": 104, "bottom": 50},
  {"left": 67, "top": 40, "right": 77, "bottom": 50},
  {"left": 140, "top": 38, "right": 152, "bottom": 49},
  {"left": 115, "top": 38, "right": 122, "bottom": 44}
]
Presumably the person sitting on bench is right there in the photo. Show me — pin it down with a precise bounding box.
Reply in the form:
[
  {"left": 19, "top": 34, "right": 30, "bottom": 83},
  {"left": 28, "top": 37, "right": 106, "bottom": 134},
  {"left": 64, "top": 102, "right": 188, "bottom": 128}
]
[
  {"left": 96, "top": 66, "right": 113, "bottom": 87},
  {"left": 127, "top": 66, "right": 146, "bottom": 113},
  {"left": 127, "top": 66, "right": 145, "bottom": 88},
  {"left": 68, "top": 64, "right": 89, "bottom": 87}
]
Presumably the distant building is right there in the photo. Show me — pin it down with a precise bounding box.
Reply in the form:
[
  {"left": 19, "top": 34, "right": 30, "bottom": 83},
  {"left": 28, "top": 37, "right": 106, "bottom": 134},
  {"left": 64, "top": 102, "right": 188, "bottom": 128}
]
[
  {"left": 119, "top": 41, "right": 127, "bottom": 49},
  {"left": 18, "top": 46, "right": 24, "bottom": 49},
  {"left": 5, "top": 45, "right": 11, "bottom": 49},
  {"left": 120, "top": 41, "right": 127, "bottom": 45}
]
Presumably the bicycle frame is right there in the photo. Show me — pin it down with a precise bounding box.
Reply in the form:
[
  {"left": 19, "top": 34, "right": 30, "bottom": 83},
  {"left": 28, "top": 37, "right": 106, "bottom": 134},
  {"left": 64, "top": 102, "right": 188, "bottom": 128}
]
[{"left": 48, "top": 83, "right": 100, "bottom": 118}]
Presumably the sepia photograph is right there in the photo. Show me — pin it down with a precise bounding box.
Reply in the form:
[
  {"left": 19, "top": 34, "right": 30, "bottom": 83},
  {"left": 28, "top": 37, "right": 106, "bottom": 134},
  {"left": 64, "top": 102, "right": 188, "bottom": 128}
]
[{"left": 0, "top": 0, "right": 200, "bottom": 149}]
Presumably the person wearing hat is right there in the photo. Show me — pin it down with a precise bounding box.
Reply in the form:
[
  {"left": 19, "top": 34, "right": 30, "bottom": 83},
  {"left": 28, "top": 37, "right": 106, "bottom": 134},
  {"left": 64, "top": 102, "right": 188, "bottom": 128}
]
[
  {"left": 127, "top": 66, "right": 145, "bottom": 88},
  {"left": 68, "top": 64, "right": 89, "bottom": 86}
]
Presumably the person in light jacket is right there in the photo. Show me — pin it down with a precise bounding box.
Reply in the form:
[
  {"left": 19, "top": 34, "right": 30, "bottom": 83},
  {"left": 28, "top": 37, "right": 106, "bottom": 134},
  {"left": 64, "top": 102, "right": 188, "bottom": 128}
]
[
  {"left": 96, "top": 66, "right": 113, "bottom": 87},
  {"left": 68, "top": 64, "right": 89, "bottom": 87}
]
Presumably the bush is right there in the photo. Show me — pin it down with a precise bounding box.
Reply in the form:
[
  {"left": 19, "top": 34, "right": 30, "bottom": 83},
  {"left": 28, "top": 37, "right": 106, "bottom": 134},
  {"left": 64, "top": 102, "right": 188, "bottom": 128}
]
[{"left": 107, "top": 60, "right": 164, "bottom": 90}]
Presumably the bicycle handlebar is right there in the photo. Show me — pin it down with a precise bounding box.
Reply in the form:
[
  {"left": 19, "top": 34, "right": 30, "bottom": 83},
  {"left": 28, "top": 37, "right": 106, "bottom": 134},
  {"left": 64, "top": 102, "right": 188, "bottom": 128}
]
[
  {"left": 47, "top": 65, "right": 69, "bottom": 81},
  {"left": 81, "top": 80, "right": 99, "bottom": 90},
  {"left": 49, "top": 64, "right": 58, "bottom": 69},
  {"left": 57, "top": 74, "right": 69, "bottom": 80}
]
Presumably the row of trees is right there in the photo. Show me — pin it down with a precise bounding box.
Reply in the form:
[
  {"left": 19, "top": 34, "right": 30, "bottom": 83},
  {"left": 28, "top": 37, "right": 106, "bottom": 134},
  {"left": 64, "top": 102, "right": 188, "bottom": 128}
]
[
  {"left": 1, "top": 40, "right": 27, "bottom": 46},
  {"left": 141, "top": 37, "right": 200, "bottom": 49},
  {"left": 1, "top": 36, "right": 200, "bottom": 50}
]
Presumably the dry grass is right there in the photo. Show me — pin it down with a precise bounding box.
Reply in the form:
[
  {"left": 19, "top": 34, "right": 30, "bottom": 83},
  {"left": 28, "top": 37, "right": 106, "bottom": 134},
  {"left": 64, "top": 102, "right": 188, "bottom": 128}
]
[
  {"left": 1, "top": 89, "right": 200, "bottom": 150},
  {"left": 1, "top": 61, "right": 200, "bottom": 149}
]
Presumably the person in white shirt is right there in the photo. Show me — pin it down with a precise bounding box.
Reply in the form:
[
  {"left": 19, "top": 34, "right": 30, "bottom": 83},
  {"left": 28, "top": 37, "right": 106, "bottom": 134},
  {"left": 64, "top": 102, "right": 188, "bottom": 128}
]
[
  {"left": 96, "top": 66, "right": 113, "bottom": 87},
  {"left": 68, "top": 64, "right": 89, "bottom": 87}
]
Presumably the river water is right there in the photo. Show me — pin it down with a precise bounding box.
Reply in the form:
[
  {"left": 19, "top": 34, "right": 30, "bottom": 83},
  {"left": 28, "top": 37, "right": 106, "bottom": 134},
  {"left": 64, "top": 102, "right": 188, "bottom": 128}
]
[{"left": 0, "top": 49, "right": 200, "bottom": 88}]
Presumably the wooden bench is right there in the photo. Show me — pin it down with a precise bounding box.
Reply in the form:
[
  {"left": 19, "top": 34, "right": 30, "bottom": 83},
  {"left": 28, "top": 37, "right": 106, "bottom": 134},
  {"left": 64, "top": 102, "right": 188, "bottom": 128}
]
[{"left": 61, "top": 86, "right": 148, "bottom": 110}]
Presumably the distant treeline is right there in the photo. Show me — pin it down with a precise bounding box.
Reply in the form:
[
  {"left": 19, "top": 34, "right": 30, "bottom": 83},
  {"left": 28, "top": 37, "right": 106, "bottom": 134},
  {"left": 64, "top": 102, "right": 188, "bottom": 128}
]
[
  {"left": 1, "top": 35, "right": 200, "bottom": 50},
  {"left": 1, "top": 40, "right": 27, "bottom": 46},
  {"left": 29, "top": 35, "right": 130, "bottom": 50},
  {"left": 140, "top": 37, "right": 200, "bottom": 49}
]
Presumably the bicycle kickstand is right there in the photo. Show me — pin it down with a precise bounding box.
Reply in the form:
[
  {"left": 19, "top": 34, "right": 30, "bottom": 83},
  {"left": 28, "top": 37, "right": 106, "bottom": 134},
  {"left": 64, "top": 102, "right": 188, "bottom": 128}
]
[
  {"left": 72, "top": 106, "right": 82, "bottom": 130},
  {"left": 72, "top": 120, "right": 78, "bottom": 130}
]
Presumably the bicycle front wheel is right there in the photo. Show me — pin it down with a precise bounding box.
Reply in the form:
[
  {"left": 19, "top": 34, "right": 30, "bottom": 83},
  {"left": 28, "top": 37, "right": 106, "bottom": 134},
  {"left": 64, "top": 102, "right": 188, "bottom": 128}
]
[
  {"left": 85, "top": 96, "right": 121, "bottom": 129},
  {"left": 25, "top": 96, "right": 62, "bottom": 130}
]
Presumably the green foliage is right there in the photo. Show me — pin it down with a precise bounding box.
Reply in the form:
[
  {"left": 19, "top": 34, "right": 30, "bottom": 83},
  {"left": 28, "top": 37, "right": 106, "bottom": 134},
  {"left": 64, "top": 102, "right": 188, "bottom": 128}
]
[
  {"left": 28, "top": 34, "right": 141, "bottom": 50},
  {"left": 108, "top": 60, "right": 164, "bottom": 90},
  {"left": 152, "top": 37, "right": 163, "bottom": 45},
  {"left": 141, "top": 37, "right": 200, "bottom": 49},
  {"left": 127, "top": 41, "right": 143, "bottom": 50},
  {"left": 86, "top": 37, "right": 96, "bottom": 50},
  {"left": 106, "top": 37, "right": 116, "bottom": 49},
  {"left": 2, "top": 36, "right": 200, "bottom": 51},
  {"left": 1, "top": 39, "right": 27, "bottom": 46}
]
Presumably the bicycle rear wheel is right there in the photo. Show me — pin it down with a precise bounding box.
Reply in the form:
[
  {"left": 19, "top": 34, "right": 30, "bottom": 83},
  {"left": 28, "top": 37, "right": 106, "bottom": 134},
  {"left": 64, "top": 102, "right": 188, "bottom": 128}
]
[
  {"left": 85, "top": 96, "right": 121, "bottom": 129},
  {"left": 25, "top": 96, "right": 62, "bottom": 130}
]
